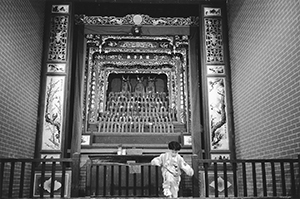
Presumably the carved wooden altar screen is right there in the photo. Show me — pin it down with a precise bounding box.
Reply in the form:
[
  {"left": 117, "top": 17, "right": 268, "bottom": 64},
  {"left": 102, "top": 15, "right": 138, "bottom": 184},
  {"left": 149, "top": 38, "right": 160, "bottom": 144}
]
[
  {"left": 38, "top": 1, "right": 232, "bottom": 159},
  {"left": 36, "top": 1, "right": 233, "bottom": 164},
  {"left": 81, "top": 28, "right": 193, "bottom": 150},
  {"left": 35, "top": 1, "right": 233, "bottom": 197}
]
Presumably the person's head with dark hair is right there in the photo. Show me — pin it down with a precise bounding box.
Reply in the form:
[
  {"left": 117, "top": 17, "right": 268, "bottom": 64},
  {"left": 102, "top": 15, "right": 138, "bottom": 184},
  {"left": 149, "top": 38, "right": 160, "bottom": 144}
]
[{"left": 168, "top": 141, "right": 181, "bottom": 157}]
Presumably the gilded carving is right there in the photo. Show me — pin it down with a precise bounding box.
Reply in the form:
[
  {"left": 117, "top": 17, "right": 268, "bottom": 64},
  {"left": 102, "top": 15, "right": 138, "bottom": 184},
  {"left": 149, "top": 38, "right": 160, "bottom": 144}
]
[
  {"left": 48, "top": 16, "right": 68, "bottom": 61},
  {"left": 75, "top": 14, "right": 199, "bottom": 26},
  {"left": 84, "top": 35, "right": 190, "bottom": 132},
  {"left": 205, "top": 18, "right": 224, "bottom": 64}
]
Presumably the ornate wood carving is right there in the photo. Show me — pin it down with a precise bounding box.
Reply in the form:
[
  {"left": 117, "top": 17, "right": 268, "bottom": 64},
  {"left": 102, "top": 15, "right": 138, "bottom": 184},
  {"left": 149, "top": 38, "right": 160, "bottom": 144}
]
[{"left": 83, "top": 35, "right": 190, "bottom": 136}]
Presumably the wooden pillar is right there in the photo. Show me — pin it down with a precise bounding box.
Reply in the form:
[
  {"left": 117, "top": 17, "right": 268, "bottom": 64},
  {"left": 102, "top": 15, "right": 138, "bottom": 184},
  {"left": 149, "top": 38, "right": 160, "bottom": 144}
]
[
  {"left": 35, "top": 2, "right": 75, "bottom": 197},
  {"left": 36, "top": 2, "right": 73, "bottom": 159},
  {"left": 200, "top": 1, "right": 234, "bottom": 160},
  {"left": 70, "top": 24, "right": 86, "bottom": 197},
  {"left": 198, "top": 1, "right": 235, "bottom": 197}
]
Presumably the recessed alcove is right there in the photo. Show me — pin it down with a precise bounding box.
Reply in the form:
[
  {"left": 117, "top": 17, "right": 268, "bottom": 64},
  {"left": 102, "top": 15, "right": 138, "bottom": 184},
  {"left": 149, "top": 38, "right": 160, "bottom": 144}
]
[
  {"left": 83, "top": 34, "right": 190, "bottom": 149},
  {"left": 107, "top": 73, "right": 168, "bottom": 94}
]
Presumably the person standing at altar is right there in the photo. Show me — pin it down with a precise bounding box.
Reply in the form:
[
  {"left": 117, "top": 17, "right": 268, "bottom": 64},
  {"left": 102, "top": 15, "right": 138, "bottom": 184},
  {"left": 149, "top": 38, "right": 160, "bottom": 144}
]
[{"left": 151, "top": 141, "right": 194, "bottom": 198}]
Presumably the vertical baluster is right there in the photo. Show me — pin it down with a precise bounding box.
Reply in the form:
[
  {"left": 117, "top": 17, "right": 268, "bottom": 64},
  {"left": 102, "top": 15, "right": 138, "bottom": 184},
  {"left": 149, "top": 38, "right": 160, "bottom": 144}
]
[
  {"left": 223, "top": 162, "right": 228, "bottom": 197},
  {"left": 166, "top": 122, "right": 170, "bottom": 133},
  {"left": 271, "top": 161, "right": 277, "bottom": 196},
  {"left": 40, "top": 162, "right": 46, "bottom": 198},
  {"left": 103, "top": 118, "right": 107, "bottom": 133},
  {"left": 0, "top": 162, "right": 4, "bottom": 198},
  {"left": 87, "top": 161, "right": 92, "bottom": 196},
  {"left": 103, "top": 165, "right": 107, "bottom": 196},
  {"left": 242, "top": 162, "right": 247, "bottom": 197},
  {"left": 149, "top": 117, "right": 153, "bottom": 133},
  {"left": 232, "top": 162, "right": 238, "bottom": 197},
  {"left": 153, "top": 119, "right": 157, "bottom": 133},
  {"left": 118, "top": 165, "right": 122, "bottom": 196},
  {"left": 106, "top": 117, "right": 110, "bottom": 133},
  {"left": 298, "top": 155, "right": 300, "bottom": 198},
  {"left": 155, "top": 166, "right": 159, "bottom": 196},
  {"left": 148, "top": 165, "right": 151, "bottom": 196},
  {"left": 114, "top": 120, "right": 118, "bottom": 133},
  {"left": 261, "top": 162, "right": 267, "bottom": 196},
  {"left": 129, "top": 117, "right": 132, "bottom": 133},
  {"left": 29, "top": 161, "right": 35, "bottom": 198},
  {"left": 252, "top": 162, "right": 257, "bottom": 196},
  {"left": 98, "top": 117, "right": 102, "bottom": 133},
  {"left": 8, "top": 161, "right": 15, "bottom": 198},
  {"left": 95, "top": 165, "right": 99, "bottom": 196},
  {"left": 141, "top": 165, "right": 144, "bottom": 196},
  {"left": 18, "top": 162, "right": 25, "bottom": 198},
  {"left": 163, "top": 115, "right": 168, "bottom": 133},
  {"left": 133, "top": 173, "right": 137, "bottom": 196},
  {"left": 280, "top": 161, "right": 286, "bottom": 195},
  {"left": 141, "top": 117, "right": 145, "bottom": 133},
  {"left": 126, "top": 166, "right": 129, "bottom": 196},
  {"left": 159, "top": 118, "right": 163, "bottom": 133},
  {"left": 204, "top": 163, "right": 209, "bottom": 197},
  {"left": 60, "top": 162, "right": 66, "bottom": 197},
  {"left": 50, "top": 161, "right": 56, "bottom": 198},
  {"left": 213, "top": 162, "right": 218, "bottom": 197},
  {"left": 111, "top": 165, "right": 114, "bottom": 196},
  {"left": 120, "top": 116, "right": 125, "bottom": 133},
  {"left": 290, "top": 161, "right": 295, "bottom": 196},
  {"left": 138, "top": 118, "right": 141, "bottom": 133},
  {"left": 171, "top": 123, "right": 174, "bottom": 133}
]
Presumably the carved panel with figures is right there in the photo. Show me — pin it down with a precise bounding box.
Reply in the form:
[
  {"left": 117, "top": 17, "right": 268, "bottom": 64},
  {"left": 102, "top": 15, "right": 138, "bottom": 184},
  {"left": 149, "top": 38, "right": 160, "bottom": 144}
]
[{"left": 83, "top": 35, "right": 190, "bottom": 143}]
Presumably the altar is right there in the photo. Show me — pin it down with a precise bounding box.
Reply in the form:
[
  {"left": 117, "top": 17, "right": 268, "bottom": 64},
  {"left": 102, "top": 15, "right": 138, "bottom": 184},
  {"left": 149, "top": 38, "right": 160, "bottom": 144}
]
[{"left": 81, "top": 33, "right": 193, "bottom": 153}]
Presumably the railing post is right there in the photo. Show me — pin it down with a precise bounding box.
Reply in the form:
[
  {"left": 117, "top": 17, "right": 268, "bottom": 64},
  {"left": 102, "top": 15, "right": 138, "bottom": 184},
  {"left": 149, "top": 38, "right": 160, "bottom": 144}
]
[
  {"left": 86, "top": 158, "right": 91, "bottom": 196},
  {"left": 297, "top": 155, "right": 300, "bottom": 198},
  {"left": 192, "top": 155, "right": 200, "bottom": 197},
  {"left": 71, "top": 152, "right": 80, "bottom": 197}
]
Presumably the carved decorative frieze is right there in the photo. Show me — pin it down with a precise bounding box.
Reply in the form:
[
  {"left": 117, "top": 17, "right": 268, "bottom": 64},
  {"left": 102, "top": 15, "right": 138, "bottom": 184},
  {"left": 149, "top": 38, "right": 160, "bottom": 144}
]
[
  {"left": 47, "top": 63, "right": 66, "bottom": 73},
  {"left": 204, "top": 7, "right": 221, "bottom": 16},
  {"left": 207, "top": 65, "right": 225, "bottom": 75},
  {"left": 48, "top": 16, "right": 69, "bottom": 61},
  {"left": 75, "top": 14, "right": 199, "bottom": 26},
  {"left": 205, "top": 18, "right": 224, "bottom": 64},
  {"left": 52, "top": 5, "right": 69, "bottom": 14},
  {"left": 84, "top": 35, "right": 189, "bottom": 131}
]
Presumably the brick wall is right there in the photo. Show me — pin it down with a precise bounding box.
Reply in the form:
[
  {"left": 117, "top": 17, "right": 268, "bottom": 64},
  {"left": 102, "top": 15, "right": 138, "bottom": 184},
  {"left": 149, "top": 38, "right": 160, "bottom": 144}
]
[
  {"left": 0, "top": 0, "right": 46, "bottom": 158},
  {"left": 227, "top": 0, "right": 300, "bottom": 159}
]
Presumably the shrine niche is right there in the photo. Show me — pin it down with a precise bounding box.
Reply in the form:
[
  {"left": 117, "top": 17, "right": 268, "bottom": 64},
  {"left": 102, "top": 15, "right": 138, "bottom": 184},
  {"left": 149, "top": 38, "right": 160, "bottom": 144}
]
[{"left": 83, "top": 34, "right": 190, "bottom": 146}]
